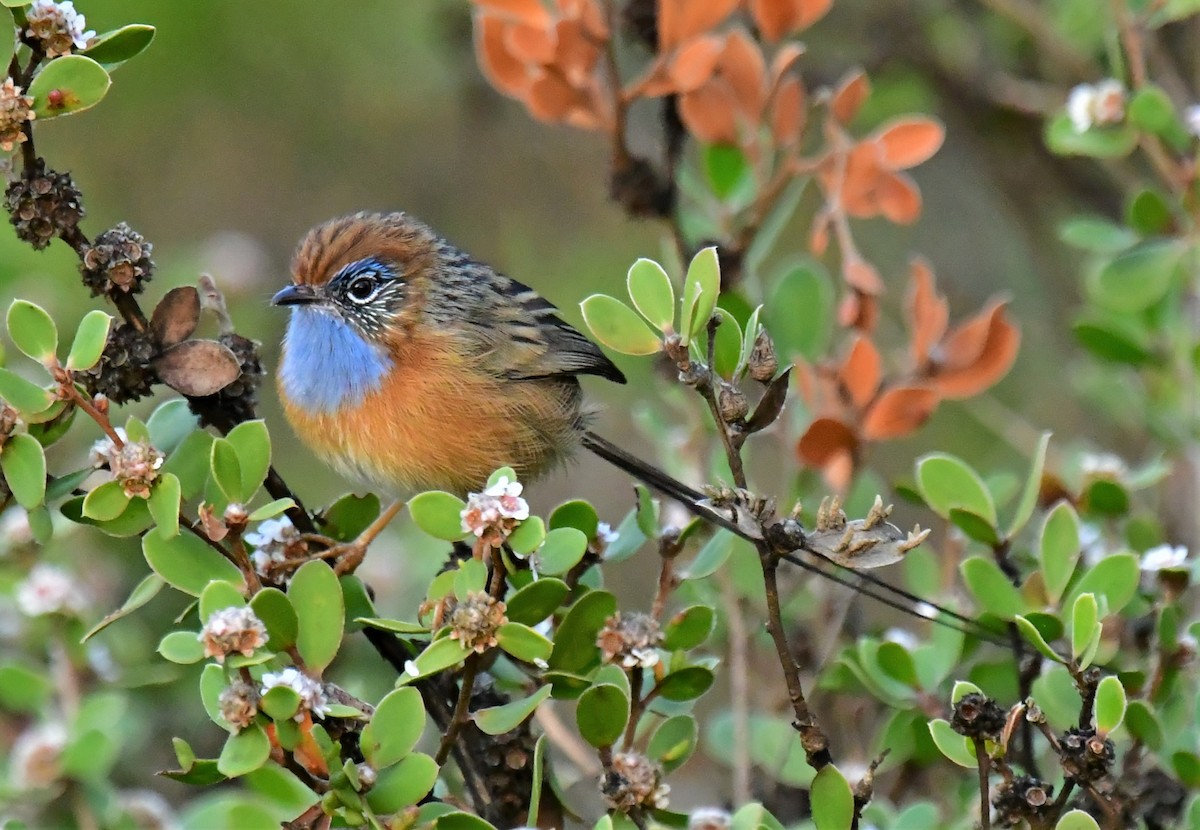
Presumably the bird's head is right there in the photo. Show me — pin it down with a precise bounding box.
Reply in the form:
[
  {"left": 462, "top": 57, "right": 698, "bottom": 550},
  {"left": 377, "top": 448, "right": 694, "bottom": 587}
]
[{"left": 272, "top": 211, "right": 439, "bottom": 346}]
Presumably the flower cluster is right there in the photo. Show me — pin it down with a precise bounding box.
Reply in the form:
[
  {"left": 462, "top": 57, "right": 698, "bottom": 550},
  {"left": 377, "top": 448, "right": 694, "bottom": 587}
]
[
  {"left": 261, "top": 667, "right": 330, "bottom": 719},
  {"left": 1141, "top": 544, "right": 1188, "bottom": 572},
  {"left": 601, "top": 751, "right": 670, "bottom": 810},
  {"left": 0, "top": 78, "right": 34, "bottom": 153},
  {"left": 218, "top": 680, "right": 260, "bottom": 731},
  {"left": 25, "top": 0, "right": 94, "bottom": 58},
  {"left": 15, "top": 563, "right": 86, "bottom": 617},
  {"left": 198, "top": 606, "right": 268, "bottom": 663},
  {"left": 448, "top": 591, "right": 508, "bottom": 653},
  {"left": 1066, "top": 79, "right": 1126, "bottom": 133},
  {"left": 8, "top": 722, "right": 67, "bottom": 790},
  {"left": 245, "top": 516, "right": 307, "bottom": 578},
  {"left": 597, "top": 611, "right": 662, "bottom": 669},
  {"left": 460, "top": 476, "right": 530, "bottom": 546}
]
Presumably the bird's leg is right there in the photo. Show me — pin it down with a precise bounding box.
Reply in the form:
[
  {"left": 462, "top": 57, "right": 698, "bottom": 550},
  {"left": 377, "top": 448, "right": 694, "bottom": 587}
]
[{"left": 328, "top": 499, "right": 407, "bottom": 575}]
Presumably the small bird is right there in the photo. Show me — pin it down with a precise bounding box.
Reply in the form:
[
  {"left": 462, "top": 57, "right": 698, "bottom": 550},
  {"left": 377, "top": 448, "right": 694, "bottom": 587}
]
[{"left": 272, "top": 211, "right": 626, "bottom": 496}]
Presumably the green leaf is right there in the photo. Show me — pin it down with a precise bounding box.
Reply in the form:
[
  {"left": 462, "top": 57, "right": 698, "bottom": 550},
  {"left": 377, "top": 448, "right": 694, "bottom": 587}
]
[
  {"left": 683, "top": 528, "right": 736, "bottom": 579},
  {"left": 1126, "top": 189, "right": 1174, "bottom": 235},
  {"left": 635, "top": 484, "right": 658, "bottom": 539},
  {"left": 1067, "top": 553, "right": 1139, "bottom": 615},
  {"left": 810, "top": 764, "right": 855, "bottom": 830},
  {"left": 199, "top": 579, "right": 246, "bottom": 620},
  {"left": 1058, "top": 217, "right": 1138, "bottom": 254},
  {"left": 145, "top": 400, "right": 198, "bottom": 454},
  {"left": 162, "top": 430, "right": 214, "bottom": 500},
  {"left": 1014, "top": 615, "right": 1065, "bottom": 663},
  {"left": 506, "top": 578, "right": 569, "bottom": 625},
  {"left": 576, "top": 683, "right": 629, "bottom": 748},
  {"left": 1087, "top": 239, "right": 1183, "bottom": 313},
  {"left": 656, "top": 666, "right": 714, "bottom": 701},
  {"left": 250, "top": 588, "right": 298, "bottom": 650},
  {"left": 65, "top": 310, "right": 112, "bottom": 371},
  {"left": 535, "top": 526, "right": 589, "bottom": 575},
  {"left": 361, "top": 686, "right": 425, "bottom": 769},
  {"left": 709, "top": 307, "right": 743, "bottom": 379},
  {"left": 548, "top": 590, "right": 616, "bottom": 673},
  {"left": 80, "top": 24, "right": 155, "bottom": 66},
  {"left": 735, "top": 304, "right": 763, "bottom": 378},
  {"left": 703, "top": 143, "right": 750, "bottom": 200},
  {"left": 408, "top": 490, "right": 468, "bottom": 541},
  {"left": 217, "top": 723, "right": 271, "bottom": 778},
  {"left": 647, "top": 714, "right": 697, "bottom": 772},
  {"left": 437, "top": 812, "right": 500, "bottom": 830},
  {"left": 548, "top": 499, "right": 599, "bottom": 538},
  {"left": 1127, "top": 85, "right": 1185, "bottom": 144},
  {"left": 288, "top": 560, "right": 344, "bottom": 674},
  {"left": 960, "top": 557, "right": 1023, "bottom": 619},
  {"left": 454, "top": 558, "right": 489, "bottom": 598},
  {"left": 319, "top": 492, "right": 380, "bottom": 541},
  {"left": 1, "top": 433, "right": 46, "bottom": 509},
  {"left": 260, "top": 685, "right": 301, "bottom": 722},
  {"left": 496, "top": 621, "right": 553, "bottom": 663},
  {"left": 507, "top": 514, "right": 545, "bottom": 555},
  {"left": 949, "top": 508, "right": 999, "bottom": 545},
  {"left": 680, "top": 246, "right": 721, "bottom": 343},
  {"left": 248, "top": 498, "right": 294, "bottom": 522},
  {"left": 1094, "top": 675, "right": 1126, "bottom": 734},
  {"left": 927, "top": 718, "right": 977, "bottom": 768},
  {"left": 916, "top": 453, "right": 997, "bottom": 525},
  {"left": 0, "top": 368, "right": 54, "bottom": 414},
  {"left": 158, "top": 630, "right": 205, "bottom": 664},
  {"left": 29, "top": 55, "right": 111, "bottom": 119},
  {"left": 767, "top": 260, "right": 834, "bottom": 361},
  {"left": 62, "top": 493, "right": 154, "bottom": 536},
  {"left": 402, "top": 637, "right": 470, "bottom": 681},
  {"left": 1045, "top": 113, "right": 1137, "bottom": 159},
  {"left": 580, "top": 294, "right": 662, "bottom": 356},
  {"left": 83, "top": 573, "right": 166, "bottom": 641},
  {"left": 1054, "top": 810, "right": 1101, "bottom": 830},
  {"left": 209, "top": 437, "right": 245, "bottom": 503},
  {"left": 143, "top": 529, "right": 242, "bottom": 596},
  {"left": 662, "top": 605, "right": 715, "bottom": 651},
  {"left": 0, "top": 663, "right": 50, "bottom": 711},
  {"left": 6, "top": 300, "right": 57, "bottom": 364},
  {"left": 147, "top": 473, "right": 181, "bottom": 537},
  {"left": 626, "top": 258, "right": 675, "bottom": 332},
  {"left": 1040, "top": 501, "right": 1080, "bottom": 604},
  {"left": 356, "top": 616, "right": 428, "bottom": 635},
  {"left": 1007, "top": 431, "right": 1052, "bottom": 539},
  {"left": 366, "top": 752, "right": 439, "bottom": 814},
  {"left": 602, "top": 507, "right": 647, "bottom": 563},
  {"left": 226, "top": 420, "right": 271, "bottom": 501},
  {"left": 1124, "top": 700, "right": 1163, "bottom": 750},
  {"left": 1071, "top": 592, "right": 1100, "bottom": 665},
  {"left": 474, "top": 685, "right": 552, "bottom": 735},
  {"left": 83, "top": 477, "right": 130, "bottom": 522}
]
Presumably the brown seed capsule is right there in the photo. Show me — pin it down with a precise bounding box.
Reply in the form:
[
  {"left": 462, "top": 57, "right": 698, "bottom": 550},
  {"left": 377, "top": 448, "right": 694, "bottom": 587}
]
[
  {"left": 717, "top": 382, "right": 748, "bottom": 423},
  {"left": 748, "top": 330, "right": 778, "bottom": 382}
]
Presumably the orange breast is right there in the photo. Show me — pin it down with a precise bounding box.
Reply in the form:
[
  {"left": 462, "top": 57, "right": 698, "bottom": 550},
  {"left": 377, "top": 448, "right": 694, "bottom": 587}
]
[{"left": 278, "top": 331, "right": 581, "bottom": 495}]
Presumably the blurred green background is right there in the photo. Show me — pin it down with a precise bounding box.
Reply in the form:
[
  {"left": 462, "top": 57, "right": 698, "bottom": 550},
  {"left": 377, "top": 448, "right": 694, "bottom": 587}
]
[{"left": 1, "top": 0, "right": 1128, "bottom": 815}]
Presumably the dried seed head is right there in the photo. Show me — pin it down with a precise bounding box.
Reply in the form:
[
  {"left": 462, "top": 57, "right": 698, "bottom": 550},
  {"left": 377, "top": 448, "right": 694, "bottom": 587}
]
[
  {"left": 218, "top": 681, "right": 260, "bottom": 731},
  {"left": 80, "top": 222, "right": 154, "bottom": 296},
  {"left": 1059, "top": 726, "right": 1115, "bottom": 783},
  {"left": 185, "top": 332, "right": 263, "bottom": 426},
  {"left": 199, "top": 606, "right": 268, "bottom": 663},
  {"left": 448, "top": 591, "right": 508, "bottom": 653},
  {"left": 597, "top": 611, "right": 662, "bottom": 669},
  {"left": 717, "top": 382, "right": 749, "bottom": 423},
  {"left": 748, "top": 329, "right": 778, "bottom": 382},
  {"left": 5, "top": 166, "right": 83, "bottom": 249},
  {"left": 950, "top": 692, "right": 1006, "bottom": 741},
  {"left": 83, "top": 323, "right": 159, "bottom": 404},
  {"left": 991, "top": 774, "right": 1053, "bottom": 827},
  {"left": 0, "top": 78, "right": 34, "bottom": 153},
  {"left": 601, "top": 752, "right": 669, "bottom": 810},
  {"left": 108, "top": 440, "right": 164, "bottom": 499}
]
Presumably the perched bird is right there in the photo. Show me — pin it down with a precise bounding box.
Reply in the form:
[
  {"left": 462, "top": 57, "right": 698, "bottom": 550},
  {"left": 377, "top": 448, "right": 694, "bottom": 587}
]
[{"left": 273, "top": 211, "right": 626, "bottom": 496}]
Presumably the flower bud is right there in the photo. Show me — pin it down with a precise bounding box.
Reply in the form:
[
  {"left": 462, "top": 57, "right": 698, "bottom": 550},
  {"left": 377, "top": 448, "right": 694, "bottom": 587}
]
[
  {"left": 748, "top": 330, "right": 778, "bottom": 382},
  {"left": 717, "top": 382, "right": 748, "bottom": 423}
]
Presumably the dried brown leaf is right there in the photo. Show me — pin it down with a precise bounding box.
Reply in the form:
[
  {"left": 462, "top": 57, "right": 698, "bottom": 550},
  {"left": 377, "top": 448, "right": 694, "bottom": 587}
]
[
  {"left": 150, "top": 286, "right": 200, "bottom": 349},
  {"left": 154, "top": 340, "right": 241, "bottom": 397}
]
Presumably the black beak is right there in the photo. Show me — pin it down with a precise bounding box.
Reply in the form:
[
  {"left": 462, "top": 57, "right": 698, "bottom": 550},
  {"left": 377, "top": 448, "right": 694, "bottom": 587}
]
[{"left": 271, "top": 284, "right": 321, "bottom": 307}]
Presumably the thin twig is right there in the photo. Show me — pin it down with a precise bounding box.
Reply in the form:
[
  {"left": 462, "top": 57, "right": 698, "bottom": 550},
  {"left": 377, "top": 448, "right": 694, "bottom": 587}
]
[
  {"left": 436, "top": 653, "right": 482, "bottom": 765},
  {"left": 974, "top": 738, "right": 992, "bottom": 830}
]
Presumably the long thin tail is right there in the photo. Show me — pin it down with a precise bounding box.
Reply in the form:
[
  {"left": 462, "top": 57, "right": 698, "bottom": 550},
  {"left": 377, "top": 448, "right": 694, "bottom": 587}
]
[{"left": 581, "top": 430, "right": 1003, "bottom": 645}]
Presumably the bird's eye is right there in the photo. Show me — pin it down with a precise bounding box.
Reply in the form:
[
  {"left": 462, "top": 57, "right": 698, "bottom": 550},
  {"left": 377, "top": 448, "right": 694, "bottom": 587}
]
[{"left": 346, "top": 276, "right": 377, "bottom": 303}]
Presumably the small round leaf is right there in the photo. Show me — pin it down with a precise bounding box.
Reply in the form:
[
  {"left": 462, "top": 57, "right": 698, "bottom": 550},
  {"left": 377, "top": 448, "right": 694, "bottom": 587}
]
[
  {"left": 626, "top": 258, "right": 675, "bottom": 332},
  {"left": 575, "top": 683, "right": 629, "bottom": 748},
  {"left": 409, "top": 491, "right": 469, "bottom": 541},
  {"left": 7, "top": 300, "right": 57, "bottom": 364},
  {"left": 1, "top": 433, "right": 47, "bottom": 509},
  {"left": 29, "top": 55, "right": 111, "bottom": 119},
  {"left": 580, "top": 294, "right": 662, "bottom": 356},
  {"left": 65, "top": 310, "right": 112, "bottom": 371}
]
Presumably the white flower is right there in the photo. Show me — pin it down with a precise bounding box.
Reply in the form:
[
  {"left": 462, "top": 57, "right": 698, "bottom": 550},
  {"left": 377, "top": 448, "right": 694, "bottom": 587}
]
[
  {"left": 198, "top": 606, "right": 268, "bottom": 662},
  {"left": 1186, "top": 104, "right": 1200, "bottom": 138},
  {"left": 245, "top": 516, "right": 301, "bottom": 578},
  {"left": 0, "top": 508, "right": 33, "bottom": 550},
  {"left": 1067, "top": 80, "right": 1127, "bottom": 133},
  {"left": 460, "top": 475, "right": 531, "bottom": 544},
  {"left": 16, "top": 563, "right": 86, "bottom": 617},
  {"left": 689, "top": 808, "right": 731, "bottom": 830},
  {"left": 596, "top": 521, "right": 618, "bottom": 545},
  {"left": 25, "top": 0, "right": 94, "bottom": 57},
  {"left": 8, "top": 721, "right": 67, "bottom": 790},
  {"left": 483, "top": 476, "right": 530, "bottom": 521},
  {"left": 261, "top": 667, "right": 330, "bottom": 719},
  {"left": 1080, "top": 452, "right": 1126, "bottom": 478},
  {"left": 883, "top": 627, "right": 919, "bottom": 651},
  {"left": 1141, "top": 544, "right": 1188, "bottom": 572},
  {"left": 88, "top": 427, "right": 128, "bottom": 466}
]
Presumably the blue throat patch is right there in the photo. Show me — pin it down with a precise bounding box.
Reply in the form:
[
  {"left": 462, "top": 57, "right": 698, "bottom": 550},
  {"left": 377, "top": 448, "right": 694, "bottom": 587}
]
[{"left": 279, "top": 307, "right": 392, "bottom": 414}]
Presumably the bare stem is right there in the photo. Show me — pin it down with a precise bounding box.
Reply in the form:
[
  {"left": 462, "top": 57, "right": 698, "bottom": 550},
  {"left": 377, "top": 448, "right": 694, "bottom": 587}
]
[
  {"left": 974, "top": 738, "right": 992, "bottom": 830},
  {"left": 436, "top": 653, "right": 482, "bottom": 765}
]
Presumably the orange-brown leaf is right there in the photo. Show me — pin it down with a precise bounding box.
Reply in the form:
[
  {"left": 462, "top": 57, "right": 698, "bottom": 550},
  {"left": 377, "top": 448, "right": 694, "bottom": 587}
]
[
  {"left": 716, "top": 29, "right": 767, "bottom": 121},
  {"left": 658, "top": 0, "right": 739, "bottom": 50},
  {"left": 838, "top": 335, "right": 881, "bottom": 410},
  {"left": 667, "top": 35, "right": 723, "bottom": 92},
  {"left": 527, "top": 71, "right": 587, "bottom": 122},
  {"left": 875, "top": 117, "right": 945, "bottom": 169},
  {"left": 906, "top": 258, "right": 948, "bottom": 367},
  {"left": 476, "top": 16, "right": 531, "bottom": 98},
  {"left": 837, "top": 142, "right": 886, "bottom": 218},
  {"left": 797, "top": 416, "right": 859, "bottom": 467},
  {"left": 770, "top": 74, "right": 805, "bottom": 145},
  {"left": 875, "top": 172, "right": 922, "bottom": 224},
  {"left": 679, "top": 82, "right": 739, "bottom": 144},
  {"left": 505, "top": 21, "right": 557, "bottom": 64},
  {"left": 750, "top": 0, "right": 832, "bottom": 41},
  {"left": 473, "top": 0, "right": 552, "bottom": 26},
  {"left": 861, "top": 385, "right": 940, "bottom": 440},
  {"left": 838, "top": 291, "right": 878, "bottom": 333},
  {"left": 831, "top": 70, "right": 870, "bottom": 124},
  {"left": 843, "top": 257, "right": 884, "bottom": 295},
  {"left": 931, "top": 301, "right": 1020, "bottom": 399}
]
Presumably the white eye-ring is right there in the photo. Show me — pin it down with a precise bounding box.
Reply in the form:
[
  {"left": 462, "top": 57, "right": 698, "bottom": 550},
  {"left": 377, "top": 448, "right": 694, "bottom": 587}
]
[{"left": 346, "top": 274, "right": 379, "bottom": 303}]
